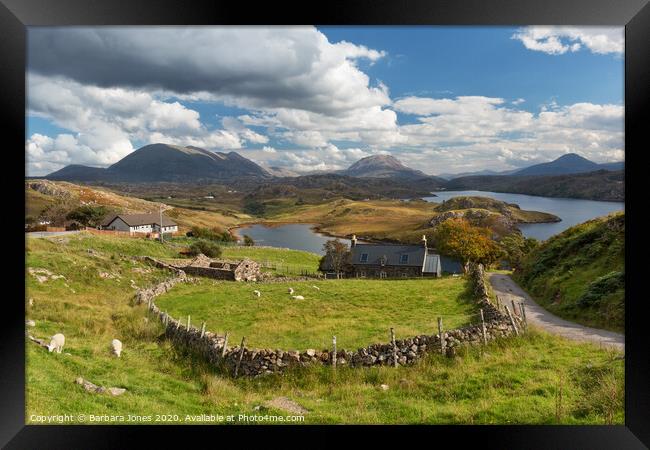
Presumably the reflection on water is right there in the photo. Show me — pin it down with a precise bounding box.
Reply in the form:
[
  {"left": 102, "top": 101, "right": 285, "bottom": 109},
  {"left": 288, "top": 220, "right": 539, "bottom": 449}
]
[
  {"left": 236, "top": 223, "right": 358, "bottom": 255},
  {"left": 424, "top": 190, "right": 624, "bottom": 240}
]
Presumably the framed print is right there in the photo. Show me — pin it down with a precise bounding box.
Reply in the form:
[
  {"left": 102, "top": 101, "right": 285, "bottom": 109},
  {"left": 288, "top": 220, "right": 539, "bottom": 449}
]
[{"left": 2, "top": 0, "right": 648, "bottom": 447}]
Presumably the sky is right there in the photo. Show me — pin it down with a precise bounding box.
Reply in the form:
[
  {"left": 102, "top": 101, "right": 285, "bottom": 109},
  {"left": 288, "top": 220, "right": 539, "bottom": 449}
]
[{"left": 26, "top": 26, "right": 624, "bottom": 177}]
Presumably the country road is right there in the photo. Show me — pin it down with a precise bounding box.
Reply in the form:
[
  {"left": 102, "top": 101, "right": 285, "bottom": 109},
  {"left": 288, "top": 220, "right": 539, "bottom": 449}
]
[{"left": 487, "top": 273, "right": 624, "bottom": 352}]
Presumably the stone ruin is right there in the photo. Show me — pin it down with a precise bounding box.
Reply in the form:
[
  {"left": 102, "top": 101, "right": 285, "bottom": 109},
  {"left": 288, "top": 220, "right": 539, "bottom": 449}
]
[{"left": 142, "top": 254, "right": 262, "bottom": 282}]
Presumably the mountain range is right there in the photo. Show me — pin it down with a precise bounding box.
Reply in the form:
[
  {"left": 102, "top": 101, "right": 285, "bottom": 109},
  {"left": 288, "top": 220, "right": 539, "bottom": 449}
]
[
  {"left": 438, "top": 153, "right": 623, "bottom": 179},
  {"left": 44, "top": 145, "right": 623, "bottom": 193}
]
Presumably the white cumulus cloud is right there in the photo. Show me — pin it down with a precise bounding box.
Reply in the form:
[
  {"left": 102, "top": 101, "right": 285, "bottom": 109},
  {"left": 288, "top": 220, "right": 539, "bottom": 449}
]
[{"left": 512, "top": 26, "right": 623, "bottom": 55}]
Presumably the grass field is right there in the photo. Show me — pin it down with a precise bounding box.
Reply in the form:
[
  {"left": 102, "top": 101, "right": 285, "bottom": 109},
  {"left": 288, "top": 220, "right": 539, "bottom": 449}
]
[
  {"left": 26, "top": 232, "right": 624, "bottom": 425},
  {"left": 162, "top": 241, "right": 322, "bottom": 276},
  {"left": 155, "top": 277, "right": 477, "bottom": 349}
]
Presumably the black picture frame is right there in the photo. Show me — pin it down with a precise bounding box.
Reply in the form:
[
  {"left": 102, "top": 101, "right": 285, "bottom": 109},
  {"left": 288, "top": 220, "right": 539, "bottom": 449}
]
[{"left": 2, "top": 0, "right": 648, "bottom": 447}]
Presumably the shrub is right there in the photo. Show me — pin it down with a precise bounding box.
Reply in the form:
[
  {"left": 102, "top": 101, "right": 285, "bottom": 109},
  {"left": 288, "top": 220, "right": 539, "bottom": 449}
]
[
  {"left": 577, "top": 271, "right": 624, "bottom": 308},
  {"left": 186, "top": 240, "right": 222, "bottom": 258},
  {"left": 243, "top": 200, "right": 266, "bottom": 216},
  {"left": 243, "top": 235, "right": 255, "bottom": 246},
  {"left": 188, "top": 226, "right": 235, "bottom": 243}
]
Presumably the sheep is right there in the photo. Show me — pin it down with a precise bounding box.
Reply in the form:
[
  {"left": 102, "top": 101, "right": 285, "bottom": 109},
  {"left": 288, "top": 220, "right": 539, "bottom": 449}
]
[
  {"left": 28, "top": 298, "right": 34, "bottom": 307},
  {"left": 253, "top": 290, "right": 261, "bottom": 297},
  {"left": 47, "top": 333, "right": 65, "bottom": 353},
  {"left": 288, "top": 288, "right": 294, "bottom": 295},
  {"left": 111, "top": 339, "right": 123, "bottom": 357},
  {"left": 311, "top": 285, "right": 320, "bottom": 291},
  {"left": 291, "top": 295, "right": 305, "bottom": 300}
]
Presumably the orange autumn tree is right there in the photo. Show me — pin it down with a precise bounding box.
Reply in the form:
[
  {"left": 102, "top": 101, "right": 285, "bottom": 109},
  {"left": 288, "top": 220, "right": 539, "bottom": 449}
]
[{"left": 432, "top": 218, "right": 503, "bottom": 270}]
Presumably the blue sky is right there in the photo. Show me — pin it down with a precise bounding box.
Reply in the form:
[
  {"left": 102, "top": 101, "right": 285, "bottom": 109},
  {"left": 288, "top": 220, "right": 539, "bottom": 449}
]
[{"left": 26, "top": 26, "right": 624, "bottom": 176}]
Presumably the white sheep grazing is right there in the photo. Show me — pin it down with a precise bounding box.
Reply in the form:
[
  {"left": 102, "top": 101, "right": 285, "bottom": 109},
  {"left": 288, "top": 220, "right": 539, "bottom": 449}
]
[
  {"left": 111, "top": 339, "right": 123, "bottom": 357},
  {"left": 292, "top": 295, "right": 305, "bottom": 300},
  {"left": 47, "top": 333, "right": 65, "bottom": 353},
  {"left": 288, "top": 288, "right": 294, "bottom": 295},
  {"left": 253, "top": 290, "right": 261, "bottom": 297},
  {"left": 311, "top": 285, "right": 320, "bottom": 291}
]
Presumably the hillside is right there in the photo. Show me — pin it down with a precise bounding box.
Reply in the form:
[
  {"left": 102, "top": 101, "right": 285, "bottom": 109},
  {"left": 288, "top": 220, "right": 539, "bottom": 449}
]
[
  {"left": 46, "top": 143, "right": 270, "bottom": 183},
  {"left": 514, "top": 213, "right": 624, "bottom": 332},
  {"left": 429, "top": 196, "right": 560, "bottom": 237},
  {"left": 445, "top": 170, "right": 624, "bottom": 202},
  {"left": 25, "top": 179, "right": 244, "bottom": 232},
  {"left": 26, "top": 232, "right": 623, "bottom": 424}
]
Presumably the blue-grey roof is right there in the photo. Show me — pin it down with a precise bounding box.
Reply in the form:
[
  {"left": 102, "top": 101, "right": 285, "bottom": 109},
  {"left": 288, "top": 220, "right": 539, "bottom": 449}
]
[
  {"left": 440, "top": 256, "right": 464, "bottom": 274},
  {"left": 423, "top": 254, "right": 441, "bottom": 274},
  {"left": 351, "top": 244, "right": 426, "bottom": 267}
]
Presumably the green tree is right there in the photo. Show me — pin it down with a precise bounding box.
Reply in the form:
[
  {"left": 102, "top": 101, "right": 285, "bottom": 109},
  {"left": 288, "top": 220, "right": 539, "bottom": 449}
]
[
  {"left": 433, "top": 218, "right": 503, "bottom": 270},
  {"left": 243, "top": 235, "right": 255, "bottom": 246},
  {"left": 187, "top": 240, "right": 222, "bottom": 258},
  {"left": 65, "top": 205, "right": 110, "bottom": 227},
  {"left": 321, "top": 239, "right": 351, "bottom": 278},
  {"left": 499, "top": 233, "right": 539, "bottom": 269}
]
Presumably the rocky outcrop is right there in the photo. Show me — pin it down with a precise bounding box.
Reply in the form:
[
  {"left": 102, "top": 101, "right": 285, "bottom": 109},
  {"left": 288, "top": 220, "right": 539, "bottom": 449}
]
[{"left": 429, "top": 209, "right": 516, "bottom": 231}]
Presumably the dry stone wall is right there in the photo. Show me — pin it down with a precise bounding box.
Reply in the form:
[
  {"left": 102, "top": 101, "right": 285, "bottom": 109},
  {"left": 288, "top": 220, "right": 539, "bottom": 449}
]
[{"left": 135, "top": 261, "right": 524, "bottom": 377}]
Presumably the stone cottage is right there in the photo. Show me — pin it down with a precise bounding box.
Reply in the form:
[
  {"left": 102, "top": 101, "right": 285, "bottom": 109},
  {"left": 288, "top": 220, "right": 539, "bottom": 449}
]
[{"left": 320, "top": 235, "right": 454, "bottom": 278}]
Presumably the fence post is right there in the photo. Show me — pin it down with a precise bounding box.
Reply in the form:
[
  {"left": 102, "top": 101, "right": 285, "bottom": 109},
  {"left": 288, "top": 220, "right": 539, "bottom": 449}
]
[
  {"left": 200, "top": 322, "right": 206, "bottom": 338},
  {"left": 437, "top": 317, "right": 444, "bottom": 354},
  {"left": 504, "top": 305, "right": 519, "bottom": 336},
  {"left": 187, "top": 315, "right": 191, "bottom": 330},
  {"left": 234, "top": 337, "right": 246, "bottom": 378},
  {"left": 221, "top": 332, "right": 230, "bottom": 358},
  {"left": 511, "top": 299, "right": 518, "bottom": 317},
  {"left": 480, "top": 309, "right": 487, "bottom": 345},
  {"left": 520, "top": 302, "right": 528, "bottom": 330},
  {"left": 496, "top": 295, "right": 501, "bottom": 310},
  {"left": 332, "top": 335, "right": 337, "bottom": 369},
  {"left": 390, "top": 327, "right": 398, "bottom": 367}
]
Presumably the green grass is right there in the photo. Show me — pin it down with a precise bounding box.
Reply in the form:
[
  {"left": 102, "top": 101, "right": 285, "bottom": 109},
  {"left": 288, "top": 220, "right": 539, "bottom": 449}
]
[
  {"left": 514, "top": 213, "right": 624, "bottom": 332},
  {"left": 155, "top": 277, "right": 477, "bottom": 350},
  {"left": 26, "top": 232, "right": 624, "bottom": 425},
  {"left": 220, "top": 246, "right": 321, "bottom": 274}
]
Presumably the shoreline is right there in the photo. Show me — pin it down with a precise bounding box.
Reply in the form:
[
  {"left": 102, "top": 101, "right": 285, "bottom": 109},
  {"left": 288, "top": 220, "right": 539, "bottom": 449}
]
[{"left": 231, "top": 221, "right": 384, "bottom": 245}]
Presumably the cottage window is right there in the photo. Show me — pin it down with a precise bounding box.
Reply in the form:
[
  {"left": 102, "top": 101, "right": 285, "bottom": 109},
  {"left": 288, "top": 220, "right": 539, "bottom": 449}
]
[
  {"left": 359, "top": 253, "right": 369, "bottom": 262},
  {"left": 400, "top": 254, "right": 409, "bottom": 264}
]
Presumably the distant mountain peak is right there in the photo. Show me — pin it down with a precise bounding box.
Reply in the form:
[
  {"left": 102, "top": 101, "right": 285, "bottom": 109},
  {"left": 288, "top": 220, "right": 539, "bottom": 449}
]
[
  {"left": 513, "top": 153, "right": 601, "bottom": 177},
  {"left": 343, "top": 154, "right": 433, "bottom": 180},
  {"left": 46, "top": 142, "right": 270, "bottom": 182},
  {"left": 555, "top": 153, "right": 591, "bottom": 162},
  {"left": 348, "top": 154, "right": 408, "bottom": 170}
]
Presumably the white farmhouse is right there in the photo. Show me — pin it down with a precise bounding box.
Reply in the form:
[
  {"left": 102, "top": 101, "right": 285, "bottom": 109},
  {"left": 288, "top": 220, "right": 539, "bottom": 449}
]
[{"left": 101, "top": 213, "right": 178, "bottom": 235}]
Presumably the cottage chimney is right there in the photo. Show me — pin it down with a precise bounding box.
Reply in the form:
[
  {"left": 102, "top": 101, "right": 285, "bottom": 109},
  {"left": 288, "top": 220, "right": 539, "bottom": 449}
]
[{"left": 351, "top": 234, "right": 357, "bottom": 247}]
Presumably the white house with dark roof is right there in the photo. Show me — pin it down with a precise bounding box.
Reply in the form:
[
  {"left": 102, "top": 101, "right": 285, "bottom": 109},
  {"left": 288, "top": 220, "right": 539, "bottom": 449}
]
[{"left": 101, "top": 213, "right": 178, "bottom": 235}]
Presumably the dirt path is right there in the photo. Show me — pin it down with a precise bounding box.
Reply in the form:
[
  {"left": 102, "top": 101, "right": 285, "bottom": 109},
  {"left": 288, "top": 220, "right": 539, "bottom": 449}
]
[{"left": 487, "top": 273, "right": 624, "bottom": 352}]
